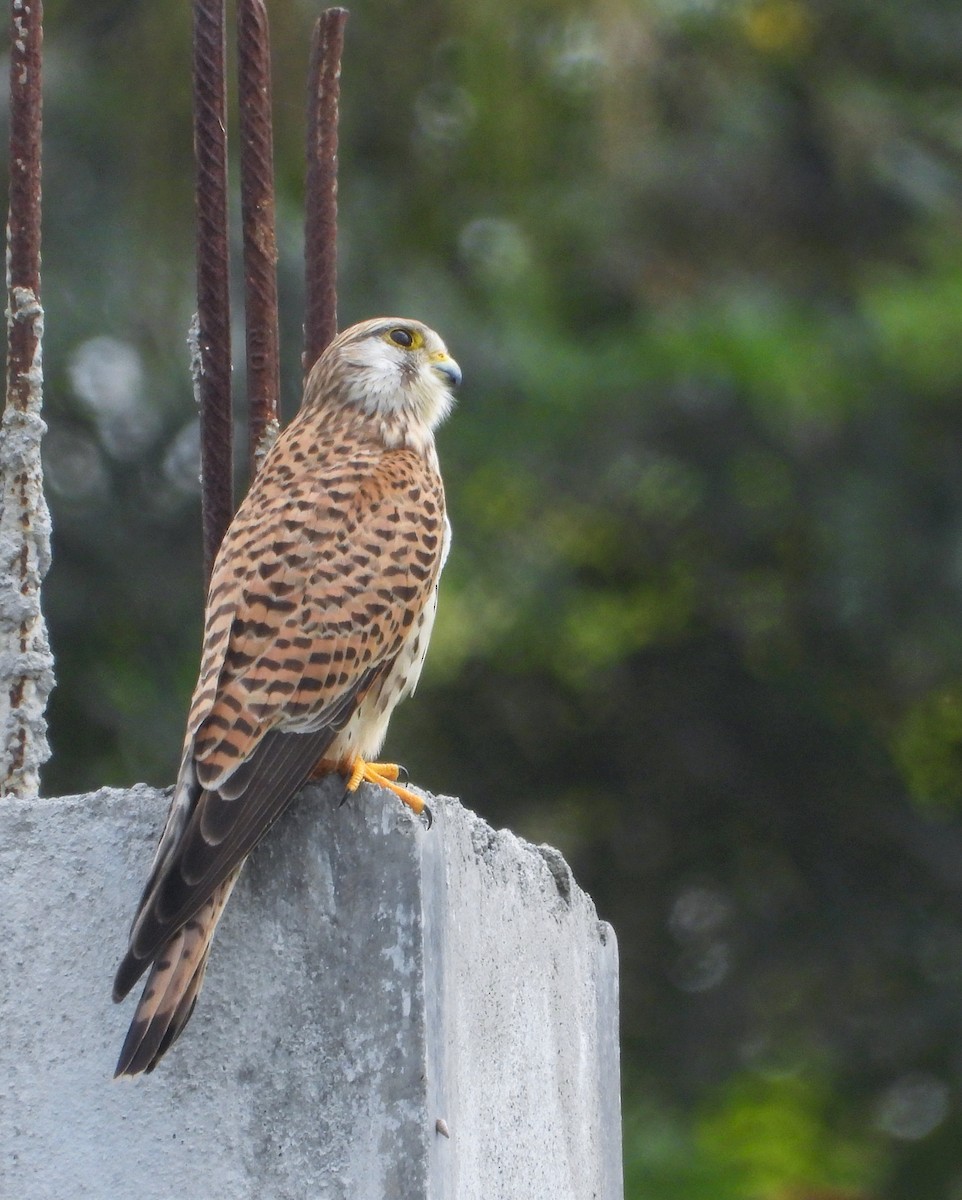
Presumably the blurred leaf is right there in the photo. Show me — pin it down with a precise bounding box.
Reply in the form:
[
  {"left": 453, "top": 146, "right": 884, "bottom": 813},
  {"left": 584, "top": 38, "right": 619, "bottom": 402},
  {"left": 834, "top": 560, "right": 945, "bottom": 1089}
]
[
  {"left": 697, "top": 1074, "right": 879, "bottom": 1197},
  {"left": 893, "top": 687, "right": 962, "bottom": 813}
]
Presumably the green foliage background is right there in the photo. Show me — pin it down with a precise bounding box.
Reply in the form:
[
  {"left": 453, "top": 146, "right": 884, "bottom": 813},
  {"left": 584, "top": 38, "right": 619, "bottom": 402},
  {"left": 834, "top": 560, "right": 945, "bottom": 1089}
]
[{"left": 22, "top": 0, "right": 962, "bottom": 1193}]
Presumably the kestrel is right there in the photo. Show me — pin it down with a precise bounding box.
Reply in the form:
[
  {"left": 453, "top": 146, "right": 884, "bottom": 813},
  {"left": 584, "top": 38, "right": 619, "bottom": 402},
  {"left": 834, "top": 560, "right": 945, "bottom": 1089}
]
[{"left": 112, "top": 317, "right": 460, "bottom": 1077}]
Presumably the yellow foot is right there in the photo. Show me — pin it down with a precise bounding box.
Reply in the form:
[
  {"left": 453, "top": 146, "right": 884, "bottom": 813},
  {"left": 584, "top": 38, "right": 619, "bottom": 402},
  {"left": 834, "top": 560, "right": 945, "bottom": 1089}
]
[
  {"left": 311, "top": 756, "right": 402, "bottom": 783},
  {"left": 344, "top": 757, "right": 430, "bottom": 823}
]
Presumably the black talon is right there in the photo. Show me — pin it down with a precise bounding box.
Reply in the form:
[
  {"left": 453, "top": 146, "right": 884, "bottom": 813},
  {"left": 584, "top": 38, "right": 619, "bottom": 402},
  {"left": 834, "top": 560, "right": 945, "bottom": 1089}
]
[
  {"left": 395, "top": 764, "right": 409, "bottom": 783},
  {"left": 421, "top": 803, "right": 433, "bottom": 830}
]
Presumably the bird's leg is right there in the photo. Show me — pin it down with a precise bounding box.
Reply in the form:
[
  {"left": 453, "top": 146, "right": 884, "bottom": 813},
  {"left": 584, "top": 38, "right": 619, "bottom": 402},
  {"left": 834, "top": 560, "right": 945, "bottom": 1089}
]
[
  {"left": 347, "top": 759, "right": 401, "bottom": 787},
  {"left": 307, "top": 757, "right": 401, "bottom": 785},
  {"left": 347, "top": 758, "right": 427, "bottom": 819},
  {"left": 309, "top": 756, "right": 430, "bottom": 823}
]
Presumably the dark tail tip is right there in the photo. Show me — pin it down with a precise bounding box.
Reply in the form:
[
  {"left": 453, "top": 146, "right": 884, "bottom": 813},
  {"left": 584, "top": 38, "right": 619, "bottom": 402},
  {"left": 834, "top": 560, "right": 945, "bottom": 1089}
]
[{"left": 112, "top": 950, "right": 147, "bottom": 1004}]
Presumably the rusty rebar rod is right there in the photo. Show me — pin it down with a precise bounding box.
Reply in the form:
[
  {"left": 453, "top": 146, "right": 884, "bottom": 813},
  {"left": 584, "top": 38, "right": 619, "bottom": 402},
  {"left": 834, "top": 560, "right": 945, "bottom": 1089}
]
[
  {"left": 7, "top": 1, "right": 42, "bottom": 311},
  {"left": 192, "top": 0, "right": 233, "bottom": 583},
  {"left": 304, "top": 7, "right": 348, "bottom": 379},
  {"left": 1, "top": 0, "right": 54, "bottom": 795},
  {"left": 238, "top": 0, "right": 280, "bottom": 482}
]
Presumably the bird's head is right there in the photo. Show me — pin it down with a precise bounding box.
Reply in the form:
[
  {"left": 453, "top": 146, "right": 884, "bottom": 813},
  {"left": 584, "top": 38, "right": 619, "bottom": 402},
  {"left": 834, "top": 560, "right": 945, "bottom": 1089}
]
[{"left": 305, "top": 317, "right": 461, "bottom": 446}]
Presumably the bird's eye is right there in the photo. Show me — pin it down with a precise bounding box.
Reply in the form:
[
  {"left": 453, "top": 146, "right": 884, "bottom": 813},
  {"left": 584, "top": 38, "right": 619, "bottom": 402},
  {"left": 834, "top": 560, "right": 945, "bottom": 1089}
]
[{"left": 382, "top": 326, "right": 424, "bottom": 350}]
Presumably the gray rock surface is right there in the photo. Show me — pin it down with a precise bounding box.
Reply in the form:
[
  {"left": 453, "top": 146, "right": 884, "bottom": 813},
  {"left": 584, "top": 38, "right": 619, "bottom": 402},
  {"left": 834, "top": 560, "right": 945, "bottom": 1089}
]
[{"left": 1, "top": 781, "right": 622, "bottom": 1199}]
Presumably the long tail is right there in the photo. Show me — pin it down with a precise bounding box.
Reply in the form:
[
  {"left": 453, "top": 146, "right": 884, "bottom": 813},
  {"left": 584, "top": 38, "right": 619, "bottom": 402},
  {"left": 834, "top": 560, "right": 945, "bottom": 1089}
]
[{"left": 113, "top": 868, "right": 241, "bottom": 1077}]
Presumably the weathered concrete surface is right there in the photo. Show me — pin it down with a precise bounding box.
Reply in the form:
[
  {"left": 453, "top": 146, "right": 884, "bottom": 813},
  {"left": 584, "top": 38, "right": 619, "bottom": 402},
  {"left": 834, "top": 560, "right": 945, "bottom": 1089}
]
[{"left": 1, "top": 781, "right": 622, "bottom": 1199}]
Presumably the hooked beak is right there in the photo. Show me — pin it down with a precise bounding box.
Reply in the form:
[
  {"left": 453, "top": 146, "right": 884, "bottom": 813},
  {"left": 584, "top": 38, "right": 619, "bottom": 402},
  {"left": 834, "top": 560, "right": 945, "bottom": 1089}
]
[{"left": 430, "top": 353, "right": 462, "bottom": 390}]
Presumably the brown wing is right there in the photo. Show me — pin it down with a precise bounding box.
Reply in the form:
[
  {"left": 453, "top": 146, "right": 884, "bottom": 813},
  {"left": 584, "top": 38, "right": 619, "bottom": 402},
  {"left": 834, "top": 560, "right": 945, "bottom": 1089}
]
[{"left": 113, "top": 435, "right": 446, "bottom": 1000}]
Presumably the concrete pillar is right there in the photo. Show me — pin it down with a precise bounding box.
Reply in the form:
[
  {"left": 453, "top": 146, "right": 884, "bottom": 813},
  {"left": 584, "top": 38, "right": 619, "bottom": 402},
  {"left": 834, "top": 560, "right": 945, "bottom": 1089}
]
[{"left": 1, "top": 780, "right": 622, "bottom": 1199}]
